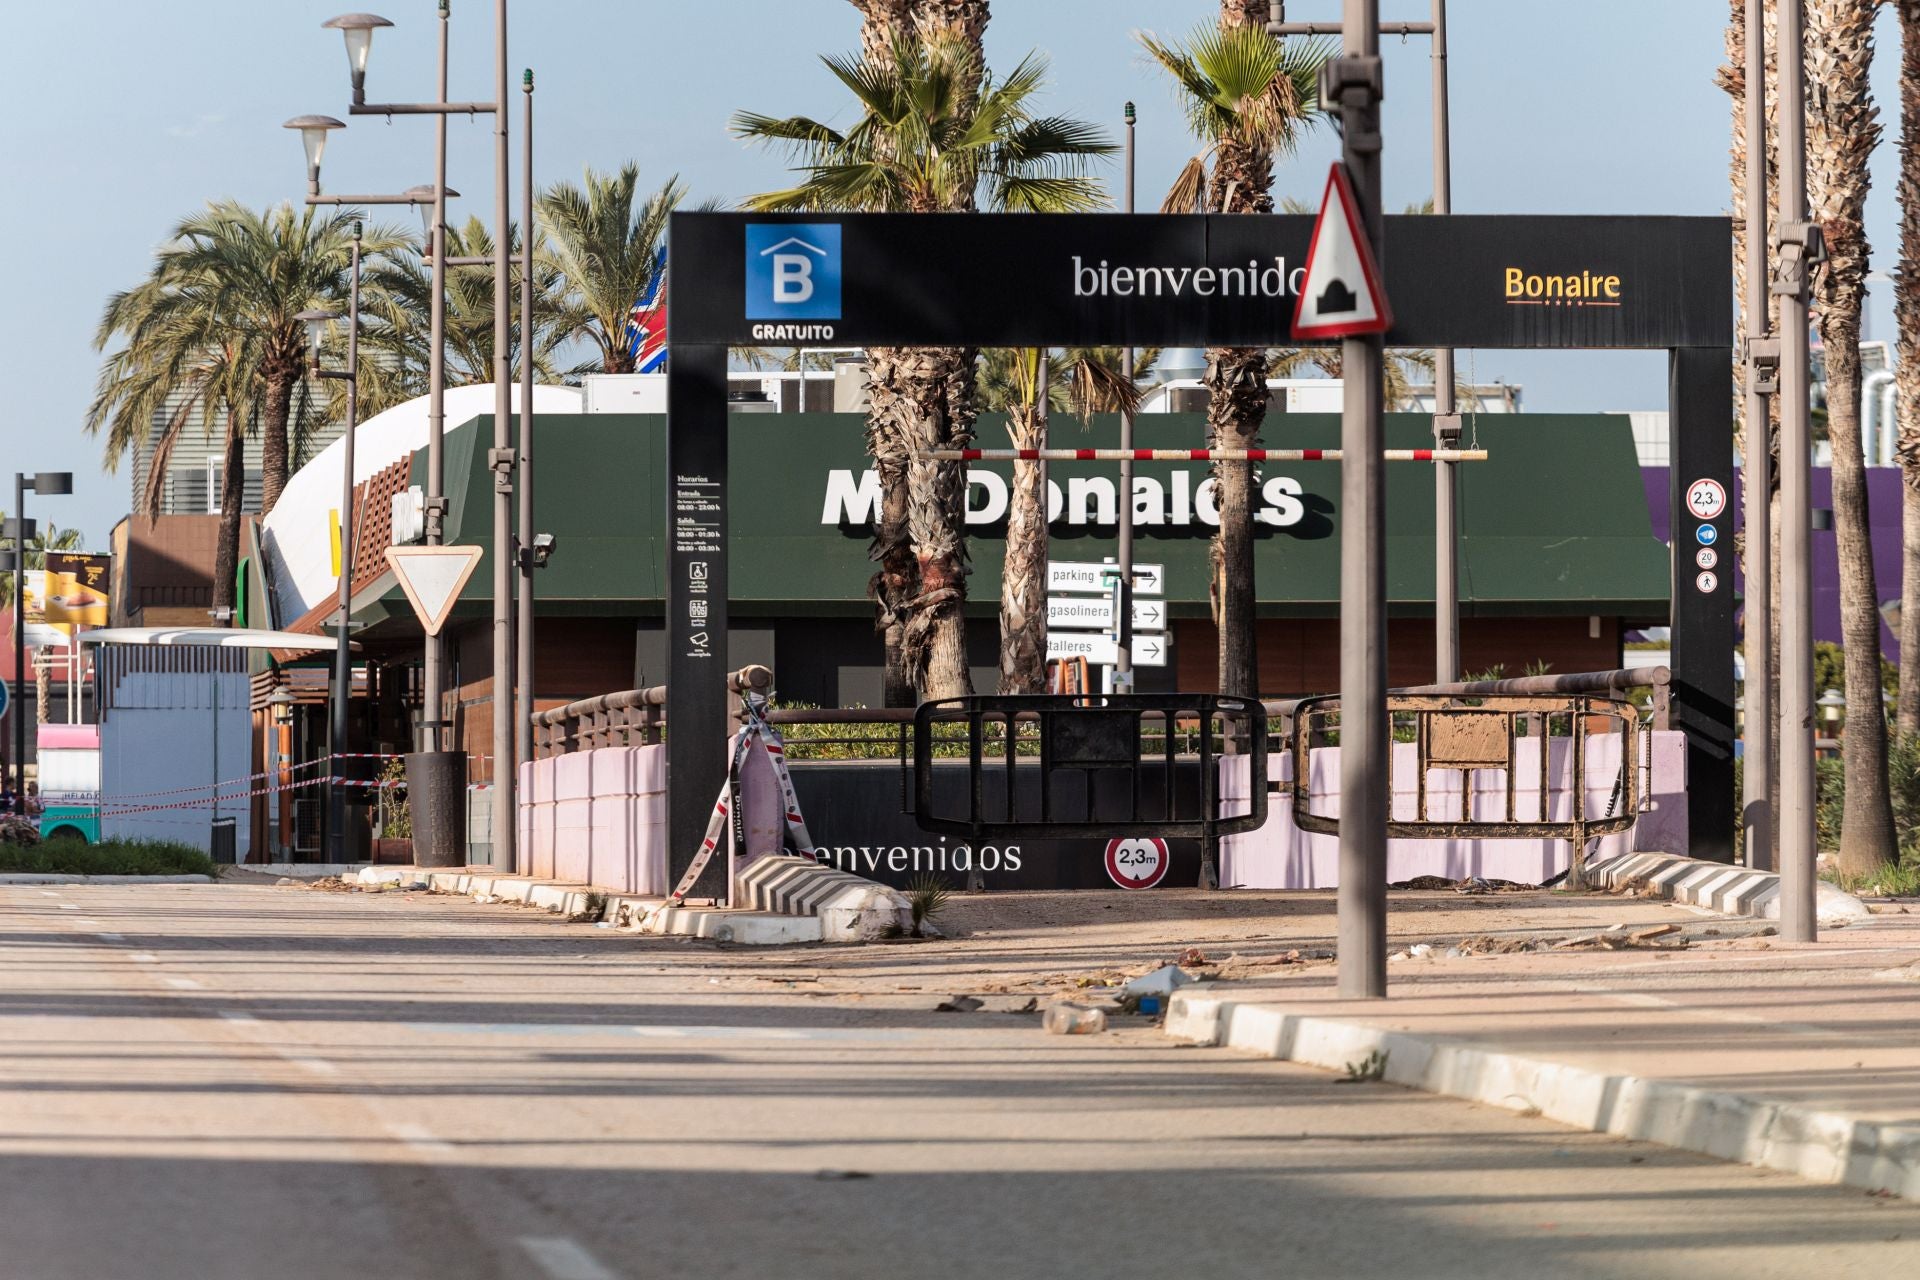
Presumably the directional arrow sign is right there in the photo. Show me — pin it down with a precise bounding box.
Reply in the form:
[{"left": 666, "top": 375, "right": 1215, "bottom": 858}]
[
  {"left": 1046, "top": 631, "right": 1170, "bottom": 668},
  {"left": 1047, "top": 560, "right": 1164, "bottom": 595},
  {"left": 1047, "top": 597, "right": 1170, "bottom": 632},
  {"left": 385, "top": 545, "right": 484, "bottom": 636},
  {"left": 1131, "top": 634, "right": 1171, "bottom": 668},
  {"left": 1291, "top": 162, "right": 1392, "bottom": 340}
]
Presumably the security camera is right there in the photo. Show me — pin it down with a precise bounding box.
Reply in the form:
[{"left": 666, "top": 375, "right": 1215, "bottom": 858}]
[{"left": 529, "top": 532, "right": 556, "bottom": 568}]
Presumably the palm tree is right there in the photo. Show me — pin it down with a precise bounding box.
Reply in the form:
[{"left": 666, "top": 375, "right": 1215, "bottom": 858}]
[
  {"left": 350, "top": 217, "right": 578, "bottom": 418},
  {"left": 1895, "top": 0, "right": 1920, "bottom": 738},
  {"left": 735, "top": 33, "right": 1112, "bottom": 699},
  {"left": 1807, "top": 0, "right": 1896, "bottom": 876},
  {"left": 1143, "top": 12, "right": 1330, "bottom": 697},
  {"left": 535, "top": 166, "right": 684, "bottom": 375},
  {"left": 987, "top": 349, "right": 1145, "bottom": 693},
  {"left": 1266, "top": 346, "right": 1468, "bottom": 412},
  {"left": 91, "top": 202, "right": 383, "bottom": 515}
]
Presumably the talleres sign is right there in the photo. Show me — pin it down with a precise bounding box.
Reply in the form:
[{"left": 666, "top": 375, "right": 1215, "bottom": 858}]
[{"left": 671, "top": 211, "right": 1729, "bottom": 350}]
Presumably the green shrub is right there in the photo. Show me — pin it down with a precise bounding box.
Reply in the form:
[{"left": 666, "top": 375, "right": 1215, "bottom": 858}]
[{"left": 0, "top": 838, "right": 215, "bottom": 878}]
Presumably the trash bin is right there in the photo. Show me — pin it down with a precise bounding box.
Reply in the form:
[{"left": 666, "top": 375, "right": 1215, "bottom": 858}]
[{"left": 210, "top": 817, "right": 237, "bottom": 865}]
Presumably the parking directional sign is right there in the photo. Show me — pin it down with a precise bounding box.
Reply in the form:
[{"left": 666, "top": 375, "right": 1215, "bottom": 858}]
[{"left": 1047, "top": 560, "right": 1163, "bottom": 595}]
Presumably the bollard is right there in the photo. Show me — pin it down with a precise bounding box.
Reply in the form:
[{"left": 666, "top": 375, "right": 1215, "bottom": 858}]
[{"left": 405, "top": 750, "right": 469, "bottom": 867}]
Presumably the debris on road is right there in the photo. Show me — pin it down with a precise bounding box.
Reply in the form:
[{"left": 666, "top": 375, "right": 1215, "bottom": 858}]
[
  {"left": 1122, "top": 965, "right": 1195, "bottom": 999},
  {"left": 1043, "top": 1002, "right": 1108, "bottom": 1035},
  {"left": 1449, "top": 935, "right": 1537, "bottom": 957},
  {"left": 935, "top": 995, "right": 984, "bottom": 1013},
  {"left": 1554, "top": 922, "right": 1689, "bottom": 951}
]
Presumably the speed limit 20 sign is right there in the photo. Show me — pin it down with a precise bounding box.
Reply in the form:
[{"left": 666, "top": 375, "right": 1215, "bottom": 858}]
[{"left": 1105, "top": 837, "right": 1169, "bottom": 890}]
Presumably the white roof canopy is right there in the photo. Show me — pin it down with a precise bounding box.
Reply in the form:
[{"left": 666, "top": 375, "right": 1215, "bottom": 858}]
[{"left": 78, "top": 628, "right": 356, "bottom": 652}]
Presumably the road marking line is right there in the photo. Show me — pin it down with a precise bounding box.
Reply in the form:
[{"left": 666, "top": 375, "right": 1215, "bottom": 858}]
[
  {"left": 517, "top": 1237, "right": 618, "bottom": 1280},
  {"left": 58, "top": 904, "right": 78, "bottom": 911},
  {"left": 219, "top": 1011, "right": 259, "bottom": 1025},
  {"left": 129, "top": 953, "right": 158, "bottom": 963},
  {"left": 388, "top": 1123, "right": 456, "bottom": 1157},
  {"left": 164, "top": 977, "right": 202, "bottom": 990},
  {"left": 95, "top": 932, "right": 125, "bottom": 942},
  {"left": 286, "top": 1056, "right": 339, "bottom": 1077},
  {"left": 40, "top": 891, "right": 58, "bottom": 897},
  {"left": 78, "top": 920, "right": 100, "bottom": 927}
]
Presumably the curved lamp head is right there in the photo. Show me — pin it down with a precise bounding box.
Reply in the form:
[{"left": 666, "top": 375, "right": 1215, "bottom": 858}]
[
  {"left": 294, "top": 309, "right": 342, "bottom": 368},
  {"left": 403, "top": 184, "right": 460, "bottom": 240},
  {"left": 321, "top": 13, "right": 393, "bottom": 100},
  {"left": 284, "top": 115, "right": 345, "bottom": 188}
]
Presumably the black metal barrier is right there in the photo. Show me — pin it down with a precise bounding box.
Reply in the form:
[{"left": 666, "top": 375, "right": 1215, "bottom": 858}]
[{"left": 912, "top": 694, "right": 1266, "bottom": 843}]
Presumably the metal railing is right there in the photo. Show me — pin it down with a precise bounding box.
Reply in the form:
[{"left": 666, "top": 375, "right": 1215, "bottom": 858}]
[
  {"left": 911, "top": 693, "right": 1268, "bottom": 842},
  {"left": 530, "top": 666, "right": 773, "bottom": 759},
  {"left": 1269, "top": 668, "right": 1667, "bottom": 890}
]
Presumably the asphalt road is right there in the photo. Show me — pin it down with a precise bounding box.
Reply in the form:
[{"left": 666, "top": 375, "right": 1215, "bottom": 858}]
[{"left": 1, "top": 882, "right": 1915, "bottom": 1279}]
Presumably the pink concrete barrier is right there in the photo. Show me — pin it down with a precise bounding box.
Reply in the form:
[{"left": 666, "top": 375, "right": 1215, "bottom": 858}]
[
  {"left": 517, "top": 744, "right": 667, "bottom": 896},
  {"left": 1218, "top": 730, "right": 1689, "bottom": 889}
]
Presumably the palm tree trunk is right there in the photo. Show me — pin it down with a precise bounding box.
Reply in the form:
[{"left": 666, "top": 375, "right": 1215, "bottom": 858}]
[
  {"left": 864, "top": 347, "right": 919, "bottom": 706},
  {"left": 259, "top": 364, "right": 295, "bottom": 515},
  {"left": 901, "top": 347, "right": 978, "bottom": 699},
  {"left": 1895, "top": 0, "right": 1920, "bottom": 736},
  {"left": 1206, "top": 347, "right": 1268, "bottom": 698},
  {"left": 1824, "top": 329, "right": 1899, "bottom": 872},
  {"left": 211, "top": 409, "right": 246, "bottom": 625},
  {"left": 1809, "top": 0, "right": 1895, "bottom": 875},
  {"left": 1000, "top": 399, "right": 1048, "bottom": 694}
]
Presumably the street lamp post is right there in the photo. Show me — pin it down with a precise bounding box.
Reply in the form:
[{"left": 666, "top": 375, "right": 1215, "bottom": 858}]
[
  {"left": 314, "top": 2, "right": 518, "bottom": 872},
  {"left": 297, "top": 222, "right": 364, "bottom": 866},
  {"left": 8, "top": 472, "right": 72, "bottom": 803}
]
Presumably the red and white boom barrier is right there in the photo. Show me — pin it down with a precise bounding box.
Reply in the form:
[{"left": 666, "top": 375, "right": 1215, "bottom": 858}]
[{"left": 925, "top": 448, "right": 1488, "bottom": 462}]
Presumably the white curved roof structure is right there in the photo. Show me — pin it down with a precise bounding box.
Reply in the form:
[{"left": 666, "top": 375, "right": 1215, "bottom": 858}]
[{"left": 259, "top": 382, "right": 582, "bottom": 626}]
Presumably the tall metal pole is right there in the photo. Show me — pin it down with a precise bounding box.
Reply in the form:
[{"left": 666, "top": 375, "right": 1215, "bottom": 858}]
[
  {"left": 1430, "top": 0, "right": 1458, "bottom": 682},
  {"left": 1741, "top": 0, "right": 1775, "bottom": 872},
  {"left": 1113, "top": 101, "right": 1137, "bottom": 693},
  {"left": 11, "top": 474, "right": 24, "bottom": 804},
  {"left": 515, "top": 69, "right": 536, "bottom": 769},
  {"left": 422, "top": 3, "right": 450, "bottom": 749},
  {"left": 1336, "top": 0, "right": 1389, "bottom": 998},
  {"left": 488, "top": 0, "right": 516, "bottom": 871},
  {"left": 329, "top": 228, "right": 363, "bottom": 865},
  {"left": 1777, "top": 0, "right": 1818, "bottom": 940}
]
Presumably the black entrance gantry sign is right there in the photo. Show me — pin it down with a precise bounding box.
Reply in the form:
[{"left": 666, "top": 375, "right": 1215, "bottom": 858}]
[{"left": 665, "top": 211, "right": 1734, "bottom": 898}]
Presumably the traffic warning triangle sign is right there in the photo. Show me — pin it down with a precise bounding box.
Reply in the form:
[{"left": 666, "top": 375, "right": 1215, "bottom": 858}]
[
  {"left": 1291, "top": 162, "right": 1393, "bottom": 340},
  {"left": 385, "top": 545, "right": 484, "bottom": 636}
]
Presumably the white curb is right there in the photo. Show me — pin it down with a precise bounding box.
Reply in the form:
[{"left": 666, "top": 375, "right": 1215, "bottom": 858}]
[
  {"left": 1586, "top": 851, "right": 1870, "bottom": 926},
  {"left": 1166, "top": 988, "right": 1920, "bottom": 1200}
]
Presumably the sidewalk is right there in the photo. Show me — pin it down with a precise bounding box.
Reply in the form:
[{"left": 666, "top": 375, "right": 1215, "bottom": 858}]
[{"left": 1165, "top": 907, "right": 1920, "bottom": 1198}]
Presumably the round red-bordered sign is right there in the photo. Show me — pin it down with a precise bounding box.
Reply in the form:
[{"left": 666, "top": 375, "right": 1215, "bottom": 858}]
[{"left": 1105, "top": 837, "right": 1170, "bottom": 890}]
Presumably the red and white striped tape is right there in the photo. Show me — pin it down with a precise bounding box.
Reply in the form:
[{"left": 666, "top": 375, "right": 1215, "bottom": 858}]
[
  {"left": 669, "top": 695, "right": 818, "bottom": 905},
  {"left": 927, "top": 447, "right": 1488, "bottom": 462}
]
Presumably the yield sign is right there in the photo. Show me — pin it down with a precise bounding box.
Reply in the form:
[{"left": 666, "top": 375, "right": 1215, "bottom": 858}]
[
  {"left": 1291, "top": 162, "right": 1393, "bottom": 340},
  {"left": 385, "top": 545, "right": 483, "bottom": 636}
]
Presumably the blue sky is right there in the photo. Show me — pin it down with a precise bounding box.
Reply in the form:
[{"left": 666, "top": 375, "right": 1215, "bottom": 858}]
[{"left": 1, "top": 1, "right": 1906, "bottom": 546}]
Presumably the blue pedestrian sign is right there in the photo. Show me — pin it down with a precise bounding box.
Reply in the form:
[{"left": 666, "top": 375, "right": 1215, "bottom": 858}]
[{"left": 1695, "top": 524, "right": 1718, "bottom": 547}]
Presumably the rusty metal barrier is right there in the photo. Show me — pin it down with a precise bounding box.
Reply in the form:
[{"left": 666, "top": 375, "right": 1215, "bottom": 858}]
[{"left": 1282, "top": 690, "right": 1644, "bottom": 890}]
